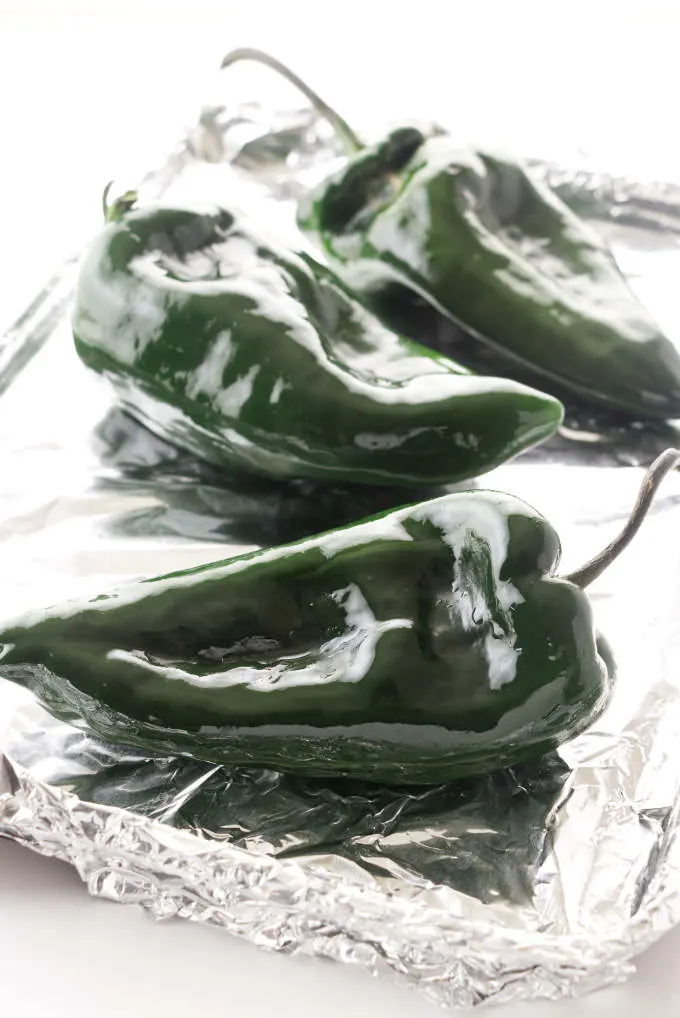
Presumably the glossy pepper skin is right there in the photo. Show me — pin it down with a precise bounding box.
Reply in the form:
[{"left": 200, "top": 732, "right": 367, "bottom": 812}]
[
  {"left": 0, "top": 490, "right": 612, "bottom": 785},
  {"left": 72, "top": 200, "right": 563, "bottom": 487},
  {"left": 298, "top": 126, "right": 680, "bottom": 420}
]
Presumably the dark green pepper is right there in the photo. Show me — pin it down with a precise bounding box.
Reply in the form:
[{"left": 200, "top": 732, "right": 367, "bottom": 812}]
[
  {"left": 219, "top": 50, "right": 680, "bottom": 421},
  {"left": 302, "top": 131, "right": 680, "bottom": 419},
  {"left": 4, "top": 450, "right": 674, "bottom": 785},
  {"left": 72, "top": 194, "right": 561, "bottom": 488}
]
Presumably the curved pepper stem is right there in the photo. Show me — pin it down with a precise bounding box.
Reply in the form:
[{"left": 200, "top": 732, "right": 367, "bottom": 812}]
[
  {"left": 220, "top": 46, "right": 364, "bottom": 155},
  {"left": 102, "top": 182, "right": 138, "bottom": 224},
  {"left": 564, "top": 448, "right": 680, "bottom": 589}
]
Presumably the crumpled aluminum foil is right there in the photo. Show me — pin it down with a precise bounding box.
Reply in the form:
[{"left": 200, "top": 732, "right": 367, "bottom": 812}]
[{"left": 3, "top": 66, "right": 680, "bottom": 1011}]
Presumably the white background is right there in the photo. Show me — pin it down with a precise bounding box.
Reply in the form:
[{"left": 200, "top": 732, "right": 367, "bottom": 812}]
[{"left": 2, "top": 2, "right": 680, "bottom": 1014}]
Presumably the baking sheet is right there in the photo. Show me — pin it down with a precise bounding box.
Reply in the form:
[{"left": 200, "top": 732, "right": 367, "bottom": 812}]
[{"left": 2, "top": 70, "right": 680, "bottom": 1010}]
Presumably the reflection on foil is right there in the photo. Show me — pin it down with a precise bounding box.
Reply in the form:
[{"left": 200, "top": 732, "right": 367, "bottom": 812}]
[{"left": 3, "top": 85, "right": 680, "bottom": 1011}]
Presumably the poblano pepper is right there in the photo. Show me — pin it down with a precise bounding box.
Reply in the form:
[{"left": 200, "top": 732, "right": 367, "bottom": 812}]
[
  {"left": 1, "top": 450, "right": 675, "bottom": 785},
  {"left": 220, "top": 50, "right": 680, "bottom": 420},
  {"left": 72, "top": 192, "right": 561, "bottom": 488}
]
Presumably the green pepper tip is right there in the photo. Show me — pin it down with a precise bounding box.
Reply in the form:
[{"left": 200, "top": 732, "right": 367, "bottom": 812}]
[{"left": 102, "top": 183, "right": 138, "bottom": 224}]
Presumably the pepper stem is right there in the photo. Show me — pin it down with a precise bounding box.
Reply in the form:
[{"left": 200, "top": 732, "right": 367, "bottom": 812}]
[
  {"left": 102, "top": 182, "right": 138, "bottom": 223},
  {"left": 220, "top": 47, "right": 364, "bottom": 155},
  {"left": 563, "top": 448, "right": 680, "bottom": 589}
]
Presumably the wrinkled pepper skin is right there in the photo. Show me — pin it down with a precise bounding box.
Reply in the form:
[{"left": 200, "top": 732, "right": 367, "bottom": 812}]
[
  {"left": 72, "top": 202, "right": 563, "bottom": 487},
  {"left": 298, "top": 127, "right": 680, "bottom": 419},
  {"left": 0, "top": 491, "right": 612, "bottom": 785}
]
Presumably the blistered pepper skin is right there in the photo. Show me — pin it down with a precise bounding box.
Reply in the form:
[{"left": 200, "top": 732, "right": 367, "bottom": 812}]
[
  {"left": 298, "top": 127, "right": 680, "bottom": 420},
  {"left": 0, "top": 491, "right": 612, "bottom": 785},
  {"left": 72, "top": 203, "right": 562, "bottom": 487}
]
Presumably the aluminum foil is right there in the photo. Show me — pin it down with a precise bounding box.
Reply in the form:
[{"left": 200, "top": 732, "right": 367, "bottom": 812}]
[{"left": 3, "top": 66, "right": 680, "bottom": 1011}]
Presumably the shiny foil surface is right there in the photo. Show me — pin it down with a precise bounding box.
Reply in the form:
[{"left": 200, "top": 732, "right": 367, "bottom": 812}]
[{"left": 3, "top": 74, "right": 680, "bottom": 1011}]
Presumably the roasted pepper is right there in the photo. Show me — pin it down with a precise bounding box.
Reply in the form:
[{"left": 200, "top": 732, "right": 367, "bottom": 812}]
[
  {"left": 72, "top": 194, "right": 561, "bottom": 488},
  {"left": 219, "top": 50, "right": 680, "bottom": 421},
  {"left": 2, "top": 450, "right": 673, "bottom": 785}
]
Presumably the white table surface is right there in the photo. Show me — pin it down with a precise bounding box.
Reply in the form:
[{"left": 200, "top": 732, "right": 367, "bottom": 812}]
[{"left": 2, "top": 3, "right": 680, "bottom": 1014}]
